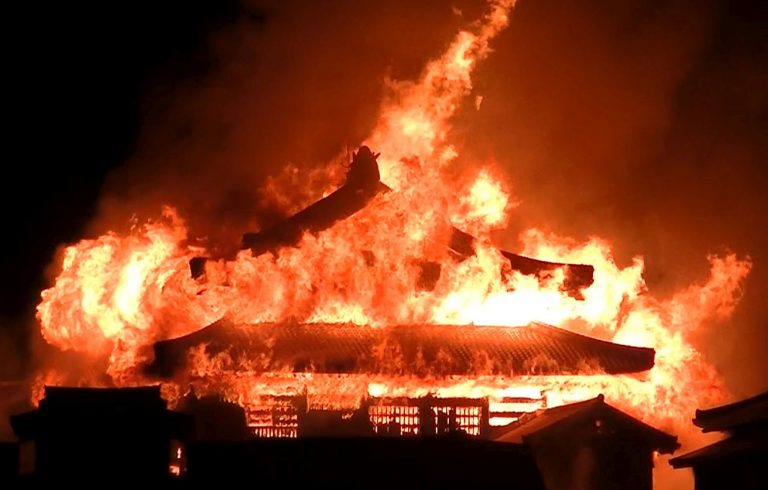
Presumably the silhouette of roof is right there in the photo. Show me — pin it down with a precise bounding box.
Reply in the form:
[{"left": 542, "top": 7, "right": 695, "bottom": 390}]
[
  {"left": 669, "top": 435, "right": 768, "bottom": 468},
  {"left": 11, "top": 385, "right": 191, "bottom": 441},
  {"left": 494, "top": 394, "right": 679, "bottom": 454},
  {"left": 41, "top": 385, "right": 165, "bottom": 408},
  {"left": 669, "top": 390, "right": 768, "bottom": 469},
  {"left": 693, "top": 390, "right": 768, "bottom": 432},
  {"left": 209, "top": 147, "right": 595, "bottom": 293},
  {"left": 149, "top": 320, "right": 655, "bottom": 377}
]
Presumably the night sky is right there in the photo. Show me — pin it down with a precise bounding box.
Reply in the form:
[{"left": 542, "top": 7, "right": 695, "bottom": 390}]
[
  {"left": 2, "top": 0, "right": 766, "bottom": 397},
  {"left": 3, "top": 0, "right": 259, "bottom": 367}
]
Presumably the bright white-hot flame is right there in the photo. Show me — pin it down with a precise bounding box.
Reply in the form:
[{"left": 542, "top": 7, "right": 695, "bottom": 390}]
[{"left": 451, "top": 169, "right": 512, "bottom": 235}]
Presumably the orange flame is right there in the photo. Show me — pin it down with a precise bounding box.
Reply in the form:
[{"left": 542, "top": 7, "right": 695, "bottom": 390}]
[{"left": 35, "top": 0, "right": 751, "bottom": 443}]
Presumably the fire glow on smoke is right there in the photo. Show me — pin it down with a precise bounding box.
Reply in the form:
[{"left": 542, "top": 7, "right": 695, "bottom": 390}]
[{"left": 35, "top": 0, "right": 750, "bottom": 437}]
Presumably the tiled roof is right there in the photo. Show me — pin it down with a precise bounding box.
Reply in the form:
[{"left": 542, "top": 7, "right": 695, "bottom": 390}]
[{"left": 150, "top": 320, "right": 655, "bottom": 377}]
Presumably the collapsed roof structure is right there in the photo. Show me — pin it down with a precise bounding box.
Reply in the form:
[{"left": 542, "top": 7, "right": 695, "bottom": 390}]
[{"left": 191, "top": 146, "right": 595, "bottom": 294}]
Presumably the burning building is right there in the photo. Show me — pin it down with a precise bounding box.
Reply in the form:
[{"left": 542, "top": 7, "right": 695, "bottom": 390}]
[
  {"left": 24, "top": 1, "right": 756, "bottom": 487},
  {"left": 670, "top": 391, "right": 768, "bottom": 490},
  {"left": 133, "top": 144, "right": 658, "bottom": 437},
  {"left": 496, "top": 395, "right": 679, "bottom": 490},
  {"left": 148, "top": 316, "right": 656, "bottom": 436}
]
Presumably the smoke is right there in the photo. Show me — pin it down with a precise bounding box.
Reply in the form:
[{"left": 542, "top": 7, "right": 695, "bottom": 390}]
[
  {"left": 55, "top": 0, "right": 764, "bottom": 398},
  {"left": 455, "top": 0, "right": 767, "bottom": 399},
  {"left": 89, "top": 0, "right": 486, "bottom": 251},
  {"left": 15, "top": 0, "right": 764, "bottom": 476},
  {"left": 0, "top": 323, "right": 31, "bottom": 439},
  {"left": 457, "top": 5, "right": 766, "bottom": 486}
]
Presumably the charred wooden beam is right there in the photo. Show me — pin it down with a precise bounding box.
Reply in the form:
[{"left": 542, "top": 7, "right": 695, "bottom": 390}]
[
  {"left": 191, "top": 146, "right": 594, "bottom": 294},
  {"left": 190, "top": 147, "right": 386, "bottom": 276},
  {"left": 449, "top": 228, "right": 594, "bottom": 292},
  {"left": 242, "top": 147, "right": 385, "bottom": 255}
]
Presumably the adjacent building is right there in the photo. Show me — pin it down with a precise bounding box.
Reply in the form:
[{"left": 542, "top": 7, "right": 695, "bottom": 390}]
[
  {"left": 10, "top": 386, "right": 192, "bottom": 483},
  {"left": 494, "top": 395, "right": 679, "bottom": 490},
  {"left": 670, "top": 390, "right": 768, "bottom": 490}
]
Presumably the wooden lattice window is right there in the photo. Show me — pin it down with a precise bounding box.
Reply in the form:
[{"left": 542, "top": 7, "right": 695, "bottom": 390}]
[
  {"left": 247, "top": 398, "right": 299, "bottom": 438},
  {"left": 368, "top": 404, "right": 420, "bottom": 436}
]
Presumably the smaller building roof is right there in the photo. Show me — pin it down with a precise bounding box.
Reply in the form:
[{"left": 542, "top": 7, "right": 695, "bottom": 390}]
[
  {"left": 40, "top": 385, "right": 166, "bottom": 408},
  {"left": 693, "top": 390, "right": 768, "bottom": 433},
  {"left": 11, "top": 385, "right": 191, "bottom": 442},
  {"left": 670, "top": 390, "right": 768, "bottom": 470},
  {"left": 494, "top": 394, "right": 679, "bottom": 454},
  {"left": 669, "top": 435, "right": 768, "bottom": 468}
]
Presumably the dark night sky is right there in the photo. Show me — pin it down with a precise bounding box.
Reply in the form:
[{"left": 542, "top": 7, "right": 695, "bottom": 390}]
[
  {"left": 2, "top": 0, "right": 252, "bottom": 373},
  {"left": 2, "top": 0, "right": 766, "bottom": 397}
]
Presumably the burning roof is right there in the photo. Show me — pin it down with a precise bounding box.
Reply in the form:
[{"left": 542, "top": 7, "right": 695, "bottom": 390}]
[
  {"left": 148, "top": 320, "right": 655, "bottom": 378},
  {"left": 192, "top": 146, "right": 595, "bottom": 295},
  {"left": 30, "top": 0, "right": 753, "bottom": 442}
]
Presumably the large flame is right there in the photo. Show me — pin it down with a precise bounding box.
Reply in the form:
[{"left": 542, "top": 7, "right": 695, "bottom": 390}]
[{"left": 36, "top": 0, "right": 751, "bottom": 443}]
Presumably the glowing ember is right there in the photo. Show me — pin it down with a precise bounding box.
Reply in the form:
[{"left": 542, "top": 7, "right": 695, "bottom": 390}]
[{"left": 34, "top": 0, "right": 751, "bottom": 447}]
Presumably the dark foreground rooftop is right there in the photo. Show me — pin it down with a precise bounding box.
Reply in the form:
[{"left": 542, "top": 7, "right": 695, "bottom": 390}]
[{"left": 670, "top": 390, "right": 768, "bottom": 490}]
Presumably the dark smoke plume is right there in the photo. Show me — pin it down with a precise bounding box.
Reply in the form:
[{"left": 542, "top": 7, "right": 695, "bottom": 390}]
[
  {"left": 460, "top": 0, "right": 767, "bottom": 398},
  {"left": 94, "top": 0, "right": 765, "bottom": 397}
]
